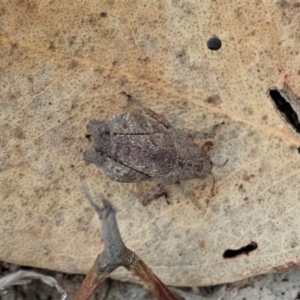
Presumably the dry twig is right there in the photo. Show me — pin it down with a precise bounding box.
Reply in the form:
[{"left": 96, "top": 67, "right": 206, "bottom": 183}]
[{"left": 75, "top": 186, "right": 178, "bottom": 300}]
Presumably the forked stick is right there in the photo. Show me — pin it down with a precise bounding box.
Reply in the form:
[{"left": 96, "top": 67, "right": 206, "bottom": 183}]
[{"left": 74, "top": 186, "right": 178, "bottom": 300}]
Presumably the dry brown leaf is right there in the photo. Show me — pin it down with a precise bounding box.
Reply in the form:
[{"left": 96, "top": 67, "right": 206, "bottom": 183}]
[{"left": 1, "top": 0, "right": 300, "bottom": 287}]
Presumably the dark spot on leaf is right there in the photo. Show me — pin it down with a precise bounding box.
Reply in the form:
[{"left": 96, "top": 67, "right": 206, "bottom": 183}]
[
  {"left": 10, "top": 42, "right": 18, "bottom": 50},
  {"left": 199, "top": 240, "right": 206, "bottom": 248},
  {"left": 68, "top": 60, "right": 79, "bottom": 70},
  {"left": 100, "top": 11, "right": 107, "bottom": 17},
  {"left": 207, "top": 37, "right": 222, "bottom": 51},
  {"left": 201, "top": 141, "right": 214, "bottom": 153},
  {"left": 242, "top": 174, "right": 255, "bottom": 181},
  {"left": 206, "top": 95, "right": 221, "bottom": 105},
  {"left": 14, "top": 128, "right": 25, "bottom": 139},
  {"left": 48, "top": 41, "right": 55, "bottom": 51},
  {"left": 223, "top": 241, "right": 258, "bottom": 259},
  {"left": 277, "top": 0, "right": 290, "bottom": 9}
]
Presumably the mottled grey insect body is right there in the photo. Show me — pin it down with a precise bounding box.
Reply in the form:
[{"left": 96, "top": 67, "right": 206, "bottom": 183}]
[{"left": 84, "top": 96, "right": 212, "bottom": 205}]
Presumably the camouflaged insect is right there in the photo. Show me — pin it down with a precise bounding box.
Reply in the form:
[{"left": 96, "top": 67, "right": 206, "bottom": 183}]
[{"left": 83, "top": 93, "right": 212, "bottom": 205}]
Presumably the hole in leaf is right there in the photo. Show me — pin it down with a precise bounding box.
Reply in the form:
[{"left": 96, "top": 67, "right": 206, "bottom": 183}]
[
  {"left": 223, "top": 241, "right": 258, "bottom": 259},
  {"left": 207, "top": 37, "right": 222, "bottom": 51},
  {"left": 268, "top": 88, "right": 300, "bottom": 133}
]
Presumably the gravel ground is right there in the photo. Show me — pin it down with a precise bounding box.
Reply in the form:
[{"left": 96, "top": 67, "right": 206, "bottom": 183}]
[{"left": 1, "top": 260, "right": 300, "bottom": 299}]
